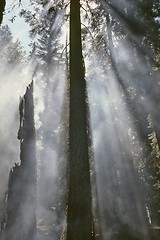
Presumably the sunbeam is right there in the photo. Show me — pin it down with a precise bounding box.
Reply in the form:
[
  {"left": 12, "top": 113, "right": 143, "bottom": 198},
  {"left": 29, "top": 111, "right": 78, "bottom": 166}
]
[{"left": 0, "top": 0, "right": 160, "bottom": 240}]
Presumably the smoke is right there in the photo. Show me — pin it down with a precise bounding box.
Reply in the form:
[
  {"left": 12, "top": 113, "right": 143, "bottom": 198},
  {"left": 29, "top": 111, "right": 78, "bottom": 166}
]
[
  {"left": 85, "top": 42, "right": 159, "bottom": 238},
  {"left": 1, "top": 1, "right": 159, "bottom": 239},
  {"left": 0, "top": 1, "right": 68, "bottom": 238},
  {"left": 0, "top": 58, "right": 33, "bottom": 222},
  {"left": 0, "top": 37, "right": 68, "bottom": 240},
  {"left": 32, "top": 42, "right": 68, "bottom": 239}
]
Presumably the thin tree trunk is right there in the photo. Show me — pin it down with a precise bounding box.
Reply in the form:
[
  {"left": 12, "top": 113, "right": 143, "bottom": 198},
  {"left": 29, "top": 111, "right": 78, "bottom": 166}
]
[
  {"left": 0, "top": 0, "right": 6, "bottom": 25},
  {"left": 67, "top": 0, "right": 93, "bottom": 239}
]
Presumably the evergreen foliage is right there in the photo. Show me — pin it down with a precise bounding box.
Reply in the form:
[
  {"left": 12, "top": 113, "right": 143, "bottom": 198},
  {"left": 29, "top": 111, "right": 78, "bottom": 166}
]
[{"left": 0, "top": 0, "right": 160, "bottom": 239}]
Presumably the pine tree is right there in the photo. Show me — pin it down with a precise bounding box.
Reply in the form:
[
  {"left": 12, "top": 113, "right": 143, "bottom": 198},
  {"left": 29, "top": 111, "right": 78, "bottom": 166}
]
[{"left": 67, "top": 1, "right": 94, "bottom": 239}]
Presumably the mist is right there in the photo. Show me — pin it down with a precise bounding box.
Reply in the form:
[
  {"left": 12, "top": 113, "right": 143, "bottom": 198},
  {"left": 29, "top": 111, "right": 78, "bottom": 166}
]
[
  {"left": 0, "top": 53, "right": 32, "bottom": 222},
  {"left": 0, "top": 0, "right": 160, "bottom": 240},
  {"left": 84, "top": 2, "right": 160, "bottom": 236}
]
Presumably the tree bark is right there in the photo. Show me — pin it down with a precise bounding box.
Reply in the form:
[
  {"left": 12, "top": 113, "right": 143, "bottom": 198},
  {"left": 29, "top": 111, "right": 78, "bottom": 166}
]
[
  {"left": 2, "top": 82, "right": 37, "bottom": 240},
  {"left": 67, "top": 0, "right": 93, "bottom": 239},
  {"left": 0, "top": 0, "right": 6, "bottom": 25}
]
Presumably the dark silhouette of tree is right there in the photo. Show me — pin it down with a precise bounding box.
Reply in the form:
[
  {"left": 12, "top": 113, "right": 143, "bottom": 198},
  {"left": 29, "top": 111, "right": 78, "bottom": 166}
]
[
  {"left": 24, "top": 2, "right": 68, "bottom": 238},
  {"left": 1, "top": 82, "right": 37, "bottom": 240},
  {"left": 0, "top": 25, "right": 26, "bottom": 71},
  {"left": 67, "top": 1, "right": 94, "bottom": 240},
  {"left": 1, "top": 0, "right": 160, "bottom": 239},
  {"left": 0, "top": 0, "right": 5, "bottom": 25},
  {"left": 98, "top": 1, "right": 160, "bottom": 238}
]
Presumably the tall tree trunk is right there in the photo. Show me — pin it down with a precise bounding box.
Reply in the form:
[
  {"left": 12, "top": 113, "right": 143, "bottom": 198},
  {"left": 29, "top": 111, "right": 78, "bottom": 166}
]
[
  {"left": 67, "top": 0, "right": 93, "bottom": 239},
  {"left": 0, "top": 0, "right": 6, "bottom": 25}
]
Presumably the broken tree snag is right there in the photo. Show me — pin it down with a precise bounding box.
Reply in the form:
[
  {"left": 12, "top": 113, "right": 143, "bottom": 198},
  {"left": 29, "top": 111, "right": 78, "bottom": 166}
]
[{"left": 2, "top": 81, "right": 37, "bottom": 240}]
